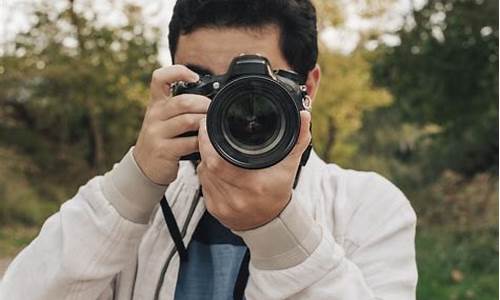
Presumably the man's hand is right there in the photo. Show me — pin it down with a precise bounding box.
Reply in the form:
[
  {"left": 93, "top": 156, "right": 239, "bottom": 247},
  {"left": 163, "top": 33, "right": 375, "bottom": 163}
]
[
  {"left": 197, "top": 110, "right": 312, "bottom": 231},
  {"left": 134, "top": 65, "right": 211, "bottom": 185}
]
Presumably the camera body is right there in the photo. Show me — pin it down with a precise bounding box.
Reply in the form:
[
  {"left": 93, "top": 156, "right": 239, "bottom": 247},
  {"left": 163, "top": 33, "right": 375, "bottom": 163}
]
[{"left": 173, "top": 55, "right": 312, "bottom": 169}]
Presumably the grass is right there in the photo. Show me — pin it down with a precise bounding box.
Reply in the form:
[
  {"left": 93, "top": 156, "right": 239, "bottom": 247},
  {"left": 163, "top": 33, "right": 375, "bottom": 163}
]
[{"left": 416, "top": 226, "right": 499, "bottom": 300}]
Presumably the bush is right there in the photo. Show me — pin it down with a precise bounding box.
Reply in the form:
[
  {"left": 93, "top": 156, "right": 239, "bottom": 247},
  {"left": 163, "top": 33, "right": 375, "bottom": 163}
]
[
  {"left": 0, "top": 148, "right": 58, "bottom": 226},
  {"left": 417, "top": 227, "right": 498, "bottom": 300}
]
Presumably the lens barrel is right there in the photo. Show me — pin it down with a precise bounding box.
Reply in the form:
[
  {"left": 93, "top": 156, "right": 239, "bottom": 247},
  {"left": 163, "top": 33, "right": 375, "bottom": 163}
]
[{"left": 207, "top": 75, "right": 301, "bottom": 169}]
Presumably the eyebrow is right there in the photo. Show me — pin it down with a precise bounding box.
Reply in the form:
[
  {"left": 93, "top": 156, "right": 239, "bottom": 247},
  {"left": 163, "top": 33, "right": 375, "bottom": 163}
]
[{"left": 184, "top": 64, "right": 214, "bottom": 76}]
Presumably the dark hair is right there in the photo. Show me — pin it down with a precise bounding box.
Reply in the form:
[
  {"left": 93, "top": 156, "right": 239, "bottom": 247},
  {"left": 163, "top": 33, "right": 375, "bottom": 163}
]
[{"left": 168, "top": 0, "right": 318, "bottom": 78}]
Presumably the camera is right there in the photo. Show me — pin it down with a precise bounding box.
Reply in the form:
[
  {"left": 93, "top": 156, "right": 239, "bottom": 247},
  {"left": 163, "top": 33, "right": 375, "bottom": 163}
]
[{"left": 173, "top": 54, "right": 312, "bottom": 169}]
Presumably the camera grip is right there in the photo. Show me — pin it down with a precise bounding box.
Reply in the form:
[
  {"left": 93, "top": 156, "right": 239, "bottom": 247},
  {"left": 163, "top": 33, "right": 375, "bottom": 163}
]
[{"left": 178, "top": 131, "right": 201, "bottom": 161}]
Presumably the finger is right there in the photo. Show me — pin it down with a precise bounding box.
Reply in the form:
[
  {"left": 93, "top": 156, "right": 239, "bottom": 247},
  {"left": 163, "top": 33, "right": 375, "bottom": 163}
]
[
  {"left": 150, "top": 65, "right": 199, "bottom": 103},
  {"left": 198, "top": 118, "right": 241, "bottom": 174},
  {"left": 160, "top": 94, "right": 211, "bottom": 120},
  {"left": 162, "top": 136, "right": 199, "bottom": 158},
  {"left": 198, "top": 118, "right": 222, "bottom": 163},
  {"left": 288, "top": 110, "right": 312, "bottom": 159},
  {"left": 197, "top": 117, "right": 213, "bottom": 160},
  {"left": 162, "top": 113, "right": 206, "bottom": 138}
]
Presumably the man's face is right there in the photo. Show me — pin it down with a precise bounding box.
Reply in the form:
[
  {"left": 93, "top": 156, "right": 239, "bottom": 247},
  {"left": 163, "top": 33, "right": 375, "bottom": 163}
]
[{"left": 174, "top": 25, "right": 291, "bottom": 76}]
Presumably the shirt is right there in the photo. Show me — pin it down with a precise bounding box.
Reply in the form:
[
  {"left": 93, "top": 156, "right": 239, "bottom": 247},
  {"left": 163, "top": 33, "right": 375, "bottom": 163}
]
[{"left": 174, "top": 211, "right": 248, "bottom": 300}]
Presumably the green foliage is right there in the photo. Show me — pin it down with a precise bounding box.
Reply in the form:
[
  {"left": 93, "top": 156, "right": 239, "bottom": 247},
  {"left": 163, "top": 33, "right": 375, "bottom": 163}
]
[
  {"left": 0, "top": 2, "right": 157, "bottom": 172},
  {"left": 417, "top": 227, "right": 499, "bottom": 300},
  {"left": 372, "top": 0, "right": 499, "bottom": 176},
  {"left": 313, "top": 50, "right": 392, "bottom": 165},
  {"left": 311, "top": 0, "right": 396, "bottom": 166},
  {"left": 0, "top": 2, "right": 158, "bottom": 215},
  {"left": 0, "top": 226, "right": 39, "bottom": 257},
  {"left": 313, "top": 0, "right": 345, "bottom": 28},
  {"left": 0, "top": 148, "right": 57, "bottom": 225}
]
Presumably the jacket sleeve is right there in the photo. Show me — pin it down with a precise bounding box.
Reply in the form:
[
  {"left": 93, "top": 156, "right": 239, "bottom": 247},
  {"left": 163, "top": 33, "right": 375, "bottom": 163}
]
[
  {"left": 235, "top": 175, "right": 418, "bottom": 300},
  {"left": 0, "top": 149, "right": 167, "bottom": 300}
]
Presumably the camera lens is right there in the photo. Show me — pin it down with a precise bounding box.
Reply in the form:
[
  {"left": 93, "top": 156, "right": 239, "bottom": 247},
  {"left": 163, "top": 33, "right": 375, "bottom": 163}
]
[
  {"left": 222, "top": 94, "right": 285, "bottom": 155},
  {"left": 207, "top": 76, "right": 301, "bottom": 169}
]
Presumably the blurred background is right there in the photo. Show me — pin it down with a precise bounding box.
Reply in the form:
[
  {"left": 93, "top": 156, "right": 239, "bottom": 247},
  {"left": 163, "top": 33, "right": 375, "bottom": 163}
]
[{"left": 0, "top": 0, "right": 498, "bottom": 298}]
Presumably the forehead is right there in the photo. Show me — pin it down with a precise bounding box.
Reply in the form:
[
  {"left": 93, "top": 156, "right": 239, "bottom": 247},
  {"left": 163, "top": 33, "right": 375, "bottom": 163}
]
[{"left": 174, "top": 26, "right": 290, "bottom": 75}]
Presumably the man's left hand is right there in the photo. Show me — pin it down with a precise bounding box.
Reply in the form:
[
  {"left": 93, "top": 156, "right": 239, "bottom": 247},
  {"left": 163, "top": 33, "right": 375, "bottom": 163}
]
[{"left": 197, "top": 111, "right": 312, "bottom": 231}]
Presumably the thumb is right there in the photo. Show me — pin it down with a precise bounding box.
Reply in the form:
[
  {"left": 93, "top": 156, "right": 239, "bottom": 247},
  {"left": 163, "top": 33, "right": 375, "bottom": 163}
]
[{"left": 288, "top": 110, "right": 312, "bottom": 159}]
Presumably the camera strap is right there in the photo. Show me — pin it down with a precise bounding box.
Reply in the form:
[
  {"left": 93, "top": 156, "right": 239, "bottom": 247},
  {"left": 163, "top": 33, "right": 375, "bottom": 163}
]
[
  {"left": 160, "top": 196, "right": 189, "bottom": 262},
  {"left": 233, "top": 248, "right": 251, "bottom": 300},
  {"left": 294, "top": 143, "right": 312, "bottom": 188}
]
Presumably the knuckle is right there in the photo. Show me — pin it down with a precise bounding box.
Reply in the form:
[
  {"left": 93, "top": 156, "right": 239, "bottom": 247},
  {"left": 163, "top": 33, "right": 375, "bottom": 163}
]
[
  {"left": 181, "top": 138, "right": 198, "bottom": 156},
  {"left": 151, "top": 69, "right": 162, "bottom": 82},
  {"left": 176, "top": 96, "right": 191, "bottom": 110},
  {"left": 183, "top": 114, "right": 197, "bottom": 130},
  {"left": 190, "top": 114, "right": 200, "bottom": 127},
  {"left": 173, "top": 64, "right": 190, "bottom": 75},
  {"left": 169, "top": 97, "right": 190, "bottom": 115},
  {"left": 205, "top": 156, "right": 221, "bottom": 171},
  {"left": 158, "top": 141, "right": 177, "bottom": 161},
  {"left": 190, "top": 137, "right": 200, "bottom": 150}
]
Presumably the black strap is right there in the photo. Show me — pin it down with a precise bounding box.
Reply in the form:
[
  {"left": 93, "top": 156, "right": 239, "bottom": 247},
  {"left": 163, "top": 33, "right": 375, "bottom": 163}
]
[
  {"left": 233, "top": 249, "right": 250, "bottom": 300},
  {"left": 160, "top": 196, "right": 188, "bottom": 262}
]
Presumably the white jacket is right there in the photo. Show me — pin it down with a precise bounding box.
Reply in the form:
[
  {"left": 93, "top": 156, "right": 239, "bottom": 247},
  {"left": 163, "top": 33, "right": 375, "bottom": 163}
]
[{"left": 0, "top": 148, "right": 417, "bottom": 299}]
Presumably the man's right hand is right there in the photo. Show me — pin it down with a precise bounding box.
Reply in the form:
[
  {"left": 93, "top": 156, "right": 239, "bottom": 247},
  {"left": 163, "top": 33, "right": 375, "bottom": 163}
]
[{"left": 133, "top": 65, "right": 210, "bottom": 185}]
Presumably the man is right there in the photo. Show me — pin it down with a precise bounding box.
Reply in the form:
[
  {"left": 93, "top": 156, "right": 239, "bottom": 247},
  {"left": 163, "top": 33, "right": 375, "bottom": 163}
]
[{"left": 0, "top": 0, "right": 418, "bottom": 299}]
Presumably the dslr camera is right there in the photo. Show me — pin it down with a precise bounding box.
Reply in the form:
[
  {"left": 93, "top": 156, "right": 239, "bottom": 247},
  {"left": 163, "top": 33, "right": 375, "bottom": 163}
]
[{"left": 173, "top": 55, "right": 312, "bottom": 169}]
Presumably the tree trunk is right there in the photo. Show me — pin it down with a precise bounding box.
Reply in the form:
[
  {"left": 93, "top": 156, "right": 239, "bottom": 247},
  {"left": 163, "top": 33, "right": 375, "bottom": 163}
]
[
  {"left": 69, "top": 0, "right": 106, "bottom": 172},
  {"left": 322, "top": 116, "right": 336, "bottom": 161},
  {"left": 86, "top": 103, "right": 105, "bottom": 172}
]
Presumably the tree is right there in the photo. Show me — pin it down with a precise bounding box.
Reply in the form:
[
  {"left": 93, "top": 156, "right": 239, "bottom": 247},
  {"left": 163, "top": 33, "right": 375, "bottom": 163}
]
[
  {"left": 312, "top": 50, "right": 392, "bottom": 165},
  {"left": 0, "top": 1, "right": 159, "bottom": 222},
  {"left": 372, "top": 0, "right": 499, "bottom": 176},
  {"left": 311, "top": 0, "right": 394, "bottom": 165}
]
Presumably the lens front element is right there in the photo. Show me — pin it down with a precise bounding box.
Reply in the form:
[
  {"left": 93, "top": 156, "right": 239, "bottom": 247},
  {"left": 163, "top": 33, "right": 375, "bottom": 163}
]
[{"left": 223, "top": 93, "right": 285, "bottom": 155}]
